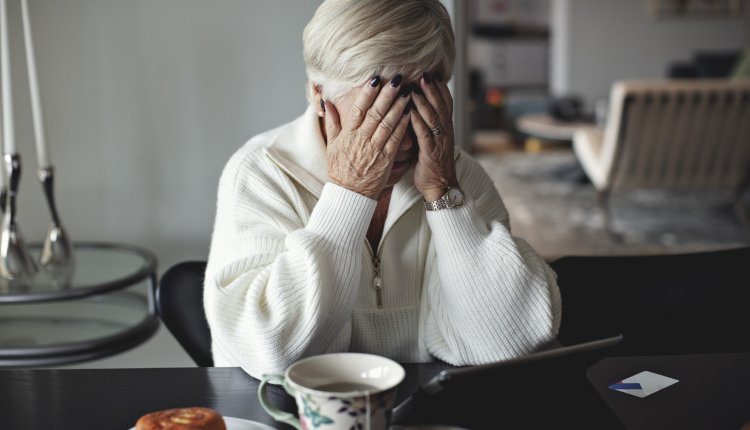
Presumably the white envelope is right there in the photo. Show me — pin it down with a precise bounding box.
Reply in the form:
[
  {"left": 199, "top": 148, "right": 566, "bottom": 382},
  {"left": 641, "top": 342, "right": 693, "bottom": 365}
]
[{"left": 608, "top": 370, "right": 679, "bottom": 398}]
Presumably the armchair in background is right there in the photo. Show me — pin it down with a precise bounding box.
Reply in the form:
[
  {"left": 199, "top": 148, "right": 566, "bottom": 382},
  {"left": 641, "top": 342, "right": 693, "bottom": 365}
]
[{"left": 573, "top": 79, "right": 750, "bottom": 230}]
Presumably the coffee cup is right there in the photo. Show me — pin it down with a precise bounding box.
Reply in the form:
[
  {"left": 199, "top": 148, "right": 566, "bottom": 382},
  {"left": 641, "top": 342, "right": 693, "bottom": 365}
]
[{"left": 259, "top": 353, "right": 405, "bottom": 430}]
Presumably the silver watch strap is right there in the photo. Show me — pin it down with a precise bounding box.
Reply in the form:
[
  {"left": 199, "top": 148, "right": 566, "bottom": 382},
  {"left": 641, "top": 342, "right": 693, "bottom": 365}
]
[{"left": 424, "top": 198, "right": 448, "bottom": 211}]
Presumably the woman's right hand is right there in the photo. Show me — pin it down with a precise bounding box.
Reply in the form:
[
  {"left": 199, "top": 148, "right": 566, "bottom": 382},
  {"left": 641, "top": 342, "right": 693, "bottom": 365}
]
[{"left": 322, "top": 76, "right": 412, "bottom": 200}]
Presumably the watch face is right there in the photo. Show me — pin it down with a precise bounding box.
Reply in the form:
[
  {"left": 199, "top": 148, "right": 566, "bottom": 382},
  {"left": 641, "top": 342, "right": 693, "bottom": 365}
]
[{"left": 447, "top": 188, "right": 464, "bottom": 206}]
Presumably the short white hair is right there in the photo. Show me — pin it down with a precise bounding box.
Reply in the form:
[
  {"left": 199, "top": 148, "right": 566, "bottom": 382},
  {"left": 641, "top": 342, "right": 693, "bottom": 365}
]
[{"left": 303, "top": 0, "right": 455, "bottom": 103}]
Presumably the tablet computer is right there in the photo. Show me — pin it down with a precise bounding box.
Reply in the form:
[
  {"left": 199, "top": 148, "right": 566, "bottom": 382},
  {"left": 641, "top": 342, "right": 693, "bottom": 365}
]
[{"left": 391, "top": 335, "right": 624, "bottom": 429}]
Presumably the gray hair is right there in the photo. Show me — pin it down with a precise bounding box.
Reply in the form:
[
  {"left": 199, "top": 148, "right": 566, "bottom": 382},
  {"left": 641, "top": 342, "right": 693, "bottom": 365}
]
[{"left": 303, "top": 0, "right": 455, "bottom": 103}]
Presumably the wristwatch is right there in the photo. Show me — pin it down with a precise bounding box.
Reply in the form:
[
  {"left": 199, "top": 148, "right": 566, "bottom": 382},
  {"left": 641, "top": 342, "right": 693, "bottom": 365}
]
[{"left": 424, "top": 187, "right": 465, "bottom": 211}]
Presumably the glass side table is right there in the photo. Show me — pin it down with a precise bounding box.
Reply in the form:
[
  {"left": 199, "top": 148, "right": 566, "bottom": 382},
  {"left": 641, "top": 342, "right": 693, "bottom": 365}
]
[{"left": 0, "top": 242, "right": 159, "bottom": 367}]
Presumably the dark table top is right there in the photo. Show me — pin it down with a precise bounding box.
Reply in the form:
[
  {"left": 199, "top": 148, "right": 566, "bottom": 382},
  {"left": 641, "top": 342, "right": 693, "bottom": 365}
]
[
  {"left": 0, "top": 362, "right": 453, "bottom": 430},
  {"left": 587, "top": 352, "right": 750, "bottom": 430},
  {"left": 1, "top": 353, "right": 748, "bottom": 430}
]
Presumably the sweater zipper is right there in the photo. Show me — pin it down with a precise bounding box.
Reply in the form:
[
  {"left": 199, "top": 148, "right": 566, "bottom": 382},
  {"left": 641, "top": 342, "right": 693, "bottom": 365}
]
[
  {"left": 365, "top": 203, "right": 416, "bottom": 310},
  {"left": 372, "top": 255, "right": 384, "bottom": 309},
  {"left": 366, "top": 244, "right": 383, "bottom": 309}
]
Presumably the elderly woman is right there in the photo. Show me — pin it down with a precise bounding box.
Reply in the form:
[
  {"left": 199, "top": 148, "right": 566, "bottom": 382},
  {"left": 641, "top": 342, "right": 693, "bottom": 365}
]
[{"left": 204, "top": 0, "right": 561, "bottom": 378}]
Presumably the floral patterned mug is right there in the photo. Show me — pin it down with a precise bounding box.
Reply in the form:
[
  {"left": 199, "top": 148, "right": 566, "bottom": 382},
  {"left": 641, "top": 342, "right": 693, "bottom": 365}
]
[{"left": 259, "top": 353, "right": 405, "bottom": 430}]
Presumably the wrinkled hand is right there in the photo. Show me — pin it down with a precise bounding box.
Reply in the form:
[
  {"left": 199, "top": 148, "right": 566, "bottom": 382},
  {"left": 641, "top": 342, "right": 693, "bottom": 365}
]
[
  {"left": 410, "top": 74, "right": 458, "bottom": 202},
  {"left": 323, "top": 78, "right": 411, "bottom": 200}
]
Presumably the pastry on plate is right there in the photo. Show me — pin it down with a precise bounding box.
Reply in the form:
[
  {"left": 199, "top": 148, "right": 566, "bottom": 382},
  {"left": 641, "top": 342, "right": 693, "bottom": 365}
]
[{"left": 135, "top": 406, "right": 226, "bottom": 430}]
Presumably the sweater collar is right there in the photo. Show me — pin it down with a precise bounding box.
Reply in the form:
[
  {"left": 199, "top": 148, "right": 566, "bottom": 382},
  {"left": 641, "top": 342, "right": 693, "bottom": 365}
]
[{"left": 264, "top": 105, "right": 329, "bottom": 198}]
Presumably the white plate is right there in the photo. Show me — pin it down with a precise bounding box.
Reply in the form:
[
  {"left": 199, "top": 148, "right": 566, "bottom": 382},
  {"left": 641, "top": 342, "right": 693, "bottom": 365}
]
[{"left": 129, "top": 416, "right": 277, "bottom": 430}]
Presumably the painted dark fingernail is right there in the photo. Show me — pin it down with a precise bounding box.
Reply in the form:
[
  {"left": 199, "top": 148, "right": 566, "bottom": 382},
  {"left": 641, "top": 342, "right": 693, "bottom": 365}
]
[
  {"left": 390, "top": 74, "right": 403, "bottom": 87},
  {"left": 411, "top": 83, "right": 423, "bottom": 96},
  {"left": 400, "top": 85, "right": 411, "bottom": 97},
  {"left": 320, "top": 99, "right": 326, "bottom": 112},
  {"left": 435, "top": 73, "right": 442, "bottom": 81},
  {"left": 370, "top": 76, "right": 381, "bottom": 87},
  {"left": 422, "top": 72, "right": 432, "bottom": 84}
]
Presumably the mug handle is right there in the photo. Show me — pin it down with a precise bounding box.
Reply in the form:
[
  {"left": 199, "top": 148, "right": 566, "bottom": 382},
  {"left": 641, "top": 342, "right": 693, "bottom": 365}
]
[{"left": 258, "top": 373, "right": 300, "bottom": 430}]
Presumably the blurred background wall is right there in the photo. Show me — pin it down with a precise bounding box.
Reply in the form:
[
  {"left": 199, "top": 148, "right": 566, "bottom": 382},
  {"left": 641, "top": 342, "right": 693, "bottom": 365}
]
[
  {"left": 7, "top": 0, "right": 321, "bottom": 274},
  {"left": 550, "top": 0, "right": 748, "bottom": 108}
]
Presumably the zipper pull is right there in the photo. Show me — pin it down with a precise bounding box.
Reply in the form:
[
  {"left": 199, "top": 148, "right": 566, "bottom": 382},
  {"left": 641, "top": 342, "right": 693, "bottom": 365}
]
[{"left": 372, "top": 257, "right": 383, "bottom": 309}]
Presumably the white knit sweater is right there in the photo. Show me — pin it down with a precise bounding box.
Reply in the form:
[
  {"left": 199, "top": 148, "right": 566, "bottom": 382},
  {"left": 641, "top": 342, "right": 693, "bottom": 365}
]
[{"left": 204, "top": 106, "right": 561, "bottom": 379}]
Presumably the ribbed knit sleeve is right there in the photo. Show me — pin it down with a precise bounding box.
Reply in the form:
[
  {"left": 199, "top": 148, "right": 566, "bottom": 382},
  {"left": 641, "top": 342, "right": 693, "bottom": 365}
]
[
  {"left": 204, "top": 148, "right": 376, "bottom": 379},
  {"left": 421, "top": 154, "right": 562, "bottom": 365}
]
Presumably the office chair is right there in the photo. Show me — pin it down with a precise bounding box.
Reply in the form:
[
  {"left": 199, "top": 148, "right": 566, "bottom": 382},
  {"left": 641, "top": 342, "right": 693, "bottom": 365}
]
[
  {"left": 156, "top": 261, "right": 213, "bottom": 366},
  {"left": 550, "top": 246, "right": 750, "bottom": 356}
]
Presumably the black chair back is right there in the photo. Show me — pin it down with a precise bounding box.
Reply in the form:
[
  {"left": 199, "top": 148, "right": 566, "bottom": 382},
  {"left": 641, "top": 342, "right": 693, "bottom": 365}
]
[
  {"left": 550, "top": 246, "right": 750, "bottom": 355},
  {"left": 156, "top": 261, "right": 213, "bottom": 366}
]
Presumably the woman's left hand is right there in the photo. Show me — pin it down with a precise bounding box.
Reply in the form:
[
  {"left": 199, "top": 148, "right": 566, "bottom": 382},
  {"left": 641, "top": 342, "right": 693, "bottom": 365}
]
[{"left": 410, "top": 73, "right": 458, "bottom": 202}]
